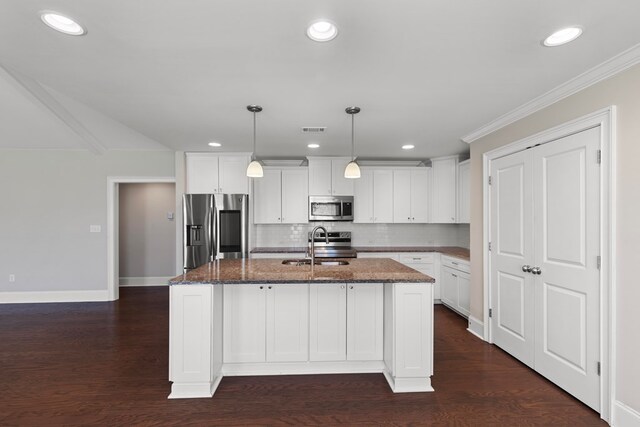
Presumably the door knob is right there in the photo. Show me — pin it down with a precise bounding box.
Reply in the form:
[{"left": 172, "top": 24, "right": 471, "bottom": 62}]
[
  {"left": 531, "top": 267, "right": 542, "bottom": 275},
  {"left": 522, "top": 265, "right": 532, "bottom": 273}
]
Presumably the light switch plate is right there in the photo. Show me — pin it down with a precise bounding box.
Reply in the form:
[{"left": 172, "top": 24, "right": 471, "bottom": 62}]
[
  {"left": 167, "top": 212, "right": 174, "bottom": 220},
  {"left": 90, "top": 225, "right": 101, "bottom": 233}
]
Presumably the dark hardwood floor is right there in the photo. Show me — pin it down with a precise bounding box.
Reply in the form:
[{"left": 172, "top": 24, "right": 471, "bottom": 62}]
[{"left": 0, "top": 287, "right": 604, "bottom": 426}]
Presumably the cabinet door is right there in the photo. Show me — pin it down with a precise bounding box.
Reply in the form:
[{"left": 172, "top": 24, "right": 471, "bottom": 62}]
[
  {"left": 253, "top": 169, "right": 282, "bottom": 224},
  {"left": 347, "top": 283, "right": 383, "bottom": 361},
  {"left": 354, "top": 169, "right": 374, "bottom": 223},
  {"left": 223, "top": 284, "right": 266, "bottom": 363},
  {"left": 373, "top": 170, "right": 394, "bottom": 223},
  {"left": 393, "top": 170, "right": 412, "bottom": 223},
  {"left": 457, "top": 271, "right": 470, "bottom": 317},
  {"left": 309, "top": 283, "right": 347, "bottom": 361},
  {"left": 266, "top": 284, "right": 309, "bottom": 362},
  {"left": 218, "top": 155, "right": 250, "bottom": 194},
  {"left": 457, "top": 160, "right": 470, "bottom": 223},
  {"left": 411, "top": 169, "right": 429, "bottom": 223},
  {"left": 281, "top": 169, "right": 308, "bottom": 224},
  {"left": 308, "top": 158, "right": 332, "bottom": 195},
  {"left": 440, "top": 267, "right": 458, "bottom": 309},
  {"left": 186, "top": 154, "right": 219, "bottom": 193},
  {"left": 331, "top": 158, "right": 355, "bottom": 196},
  {"left": 431, "top": 157, "right": 457, "bottom": 223}
]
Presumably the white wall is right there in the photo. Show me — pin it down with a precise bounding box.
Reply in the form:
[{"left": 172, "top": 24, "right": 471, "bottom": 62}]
[
  {"left": 469, "top": 64, "right": 640, "bottom": 416},
  {"left": 119, "top": 183, "right": 176, "bottom": 278},
  {"left": 0, "top": 150, "right": 174, "bottom": 294}
]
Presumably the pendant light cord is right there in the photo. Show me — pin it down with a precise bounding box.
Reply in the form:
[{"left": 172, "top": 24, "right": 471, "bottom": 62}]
[
  {"left": 252, "top": 112, "right": 257, "bottom": 161},
  {"left": 351, "top": 113, "right": 355, "bottom": 161}
]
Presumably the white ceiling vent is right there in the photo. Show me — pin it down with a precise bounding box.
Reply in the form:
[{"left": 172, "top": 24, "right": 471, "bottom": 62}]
[{"left": 302, "top": 127, "right": 326, "bottom": 133}]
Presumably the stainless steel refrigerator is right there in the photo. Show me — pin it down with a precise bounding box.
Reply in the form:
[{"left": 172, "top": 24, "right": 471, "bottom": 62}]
[{"left": 183, "top": 193, "right": 249, "bottom": 270}]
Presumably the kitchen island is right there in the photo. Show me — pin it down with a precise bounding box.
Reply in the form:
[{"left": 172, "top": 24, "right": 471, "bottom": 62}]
[{"left": 168, "top": 258, "right": 435, "bottom": 399}]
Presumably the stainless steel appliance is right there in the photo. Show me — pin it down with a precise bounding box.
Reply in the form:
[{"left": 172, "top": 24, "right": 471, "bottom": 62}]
[
  {"left": 307, "top": 230, "right": 357, "bottom": 258},
  {"left": 183, "top": 193, "right": 249, "bottom": 270},
  {"left": 308, "top": 196, "right": 354, "bottom": 221}
]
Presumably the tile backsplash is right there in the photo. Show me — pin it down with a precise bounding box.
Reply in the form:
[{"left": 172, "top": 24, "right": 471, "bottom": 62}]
[{"left": 254, "top": 223, "right": 470, "bottom": 248}]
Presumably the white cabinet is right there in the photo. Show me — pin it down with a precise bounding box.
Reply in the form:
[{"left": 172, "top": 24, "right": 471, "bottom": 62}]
[
  {"left": 439, "top": 256, "right": 470, "bottom": 317},
  {"left": 354, "top": 169, "right": 393, "bottom": 223},
  {"left": 253, "top": 167, "right": 308, "bottom": 224},
  {"left": 430, "top": 156, "right": 457, "bottom": 223},
  {"left": 457, "top": 159, "right": 470, "bottom": 223},
  {"left": 393, "top": 169, "right": 429, "bottom": 223},
  {"left": 223, "top": 283, "right": 309, "bottom": 363},
  {"left": 309, "top": 282, "right": 383, "bottom": 362},
  {"left": 398, "top": 253, "right": 441, "bottom": 303},
  {"left": 186, "top": 153, "right": 250, "bottom": 194},
  {"left": 308, "top": 157, "right": 354, "bottom": 196}
]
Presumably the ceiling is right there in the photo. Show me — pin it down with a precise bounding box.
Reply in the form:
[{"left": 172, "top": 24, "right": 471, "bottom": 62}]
[{"left": 1, "top": 0, "right": 640, "bottom": 159}]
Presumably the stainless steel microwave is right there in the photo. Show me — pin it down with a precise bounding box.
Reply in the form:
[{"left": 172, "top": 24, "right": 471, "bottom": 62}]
[{"left": 309, "top": 196, "right": 354, "bottom": 221}]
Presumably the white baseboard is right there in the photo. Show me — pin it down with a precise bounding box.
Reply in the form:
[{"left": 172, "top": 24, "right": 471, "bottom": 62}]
[
  {"left": 467, "top": 315, "right": 485, "bottom": 341},
  {"left": 0, "top": 290, "right": 111, "bottom": 304},
  {"left": 613, "top": 400, "right": 640, "bottom": 427},
  {"left": 119, "top": 276, "right": 171, "bottom": 287}
]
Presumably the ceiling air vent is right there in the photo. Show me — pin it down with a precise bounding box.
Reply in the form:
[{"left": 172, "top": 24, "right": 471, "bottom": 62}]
[{"left": 302, "top": 127, "right": 326, "bottom": 133}]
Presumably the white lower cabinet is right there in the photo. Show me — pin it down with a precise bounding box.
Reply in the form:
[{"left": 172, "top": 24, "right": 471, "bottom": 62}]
[
  {"left": 439, "top": 256, "right": 470, "bottom": 317},
  {"left": 223, "top": 283, "right": 309, "bottom": 363},
  {"left": 398, "top": 253, "right": 441, "bottom": 303},
  {"left": 309, "top": 283, "right": 383, "bottom": 362}
]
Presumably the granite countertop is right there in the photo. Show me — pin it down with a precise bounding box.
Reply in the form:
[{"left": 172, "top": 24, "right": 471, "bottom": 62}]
[
  {"left": 169, "top": 258, "right": 435, "bottom": 285},
  {"left": 250, "top": 246, "right": 470, "bottom": 261}
]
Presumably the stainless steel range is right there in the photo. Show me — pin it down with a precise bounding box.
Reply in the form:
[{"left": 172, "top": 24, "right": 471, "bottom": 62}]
[{"left": 308, "top": 231, "right": 357, "bottom": 258}]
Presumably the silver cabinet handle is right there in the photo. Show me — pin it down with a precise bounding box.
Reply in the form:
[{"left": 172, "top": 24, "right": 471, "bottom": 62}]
[
  {"left": 349, "top": 286, "right": 354, "bottom": 290},
  {"left": 341, "top": 285, "right": 345, "bottom": 289},
  {"left": 268, "top": 285, "right": 272, "bottom": 289},
  {"left": 522, "top": 265, "right": 532, "bottom": 273},
  {"left": 259, "top": 286, "right": 264, "bottom": 289},
  {"left": 452, "top": 261, "right": 458, "bottom": 265},
  {"left": 452, "top": 273, "right": 457, "bottom": 278},
  {"left": 531, "top": 267, "right": 542, "bottom": 275}
]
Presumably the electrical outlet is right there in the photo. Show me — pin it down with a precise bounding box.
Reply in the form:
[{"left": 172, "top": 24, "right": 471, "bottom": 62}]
[{"left": 9, "top": 274, "right": 15, "bottom": 283}]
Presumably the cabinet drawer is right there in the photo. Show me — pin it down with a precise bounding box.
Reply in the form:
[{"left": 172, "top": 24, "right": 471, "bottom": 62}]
[
  {"left": 356, "top": 252, "right": 398, "bottom": 260},
  {"left": 441, "top": 256, "right": 470, "bottom": 273},
  {"left": 399, "top": 253, "right": 435, "bottom": 264}
]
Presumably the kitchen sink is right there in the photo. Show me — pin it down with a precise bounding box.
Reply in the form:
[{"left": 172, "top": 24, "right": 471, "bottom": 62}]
[{"left": 281, "top": 259, "right": 349, "bottom": 266}]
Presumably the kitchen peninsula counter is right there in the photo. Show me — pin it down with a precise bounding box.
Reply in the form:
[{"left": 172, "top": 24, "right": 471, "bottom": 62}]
[{"left": 169, "top": 258, "right": 435, "bottom": 285}]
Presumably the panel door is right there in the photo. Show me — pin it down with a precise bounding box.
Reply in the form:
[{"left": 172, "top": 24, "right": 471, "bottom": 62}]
[
  {"left": 411, "top": 169, "right": 430, "bottom": 223},
  {"left": 457, "top": 160, "right": 470, "bottom": 223},
  {"left": 223, "top": 284, "right": 266, "bottom": 363},
  {"left": 331, "top": 158, "right": 355, "bottom": 196},
  {"left": 281, "top": 168, "right": 309, "bottom": 224},
  {"left": 354, "top": 169, "right": 374, "bottom": 223},
  {"left": 457, "top": 271, "right": 470, "bottom": 317},
  {"left": 393, "top": 170, "right": 412, "bottom": 223},
  {"left": 347, "top": 283, "right": 383, "bottom": 361},
  {"left": 186, "top": 154, "right": 219, "bottom": 194},
  {"left": 253, "top": 169, "right": 282, "bottom": 224},
  {"left": 440, "top": 267, "right": 458, "bottom": 309},
  {"left": 218, "top": 155, "right": 250, "bottom": 194},
  {"left": 431, "top": 157, "right": 457, "bottom": 223},
  {"left": 309, "top": 283, "right": 347, "bottom": 361},
  {"left": 532, "top": 127, "right": 601, "bottom": 411},
  {"left": 490, "top": 149, "right": 535, "bottom": 367},
  {"left": 308, "top": 158, "right": 332, "bottom": 195},
  {"left": 266, "top": 284, "right": 309, "bottom": 362},
  {"left": 407, "top": 263, "right": 440, "bottom": 302},
  {"left": 373, "top": 170, "right": 394, "bottom": 223}
]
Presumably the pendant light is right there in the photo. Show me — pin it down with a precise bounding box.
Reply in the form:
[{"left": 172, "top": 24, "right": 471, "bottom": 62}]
[
  {"left": 246, "top": 104, "right": 263, "bottom": 178},
  {"left": 344, "top": 106, "right": 361, "bottom": 179}
]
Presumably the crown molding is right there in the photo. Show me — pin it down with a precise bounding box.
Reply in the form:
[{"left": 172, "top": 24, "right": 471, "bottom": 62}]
[{"left": 462, "top": 42, "right": 640, "bottom": 143}]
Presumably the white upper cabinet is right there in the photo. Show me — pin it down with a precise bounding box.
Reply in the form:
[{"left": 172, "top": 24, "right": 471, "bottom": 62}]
[
  {"left": 393, "top": 168, "right": 429, "bottom": 223},
  {"left": 430, "top": 156, "right": 458, "bottom": 223},
  {"left": 308, "top": 157, "right": 354, "bottom": 196},
  {"left": 457, "top": 159, "right": 470, "bottom": 223},
  {"left": 185, "top": 153, "right": 250, "bottom": 194},
  {"left": 354, "top": 168, "right": 392, "bottom": 223},
  {"left": 253, "top": 167, "right": 308, "bottom": 224}
]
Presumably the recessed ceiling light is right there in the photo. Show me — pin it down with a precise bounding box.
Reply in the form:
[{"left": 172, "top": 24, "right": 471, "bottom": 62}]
[
  {"left": 543, "top": 27, "right": 582, "bottom": 47},
  {"left": 40, "top": 12, "right": 86, "bottom": 36},
  {"left": 402, "top": 144, "right": 415, "bottom": 150},
  {"left": 307, "top": 20, "right": 338, "bottom": 42},
  {"left": 307, "top": 143, "right": 320, "bottom": 148},
  {"left": 208, "top": 142, "right": 222, "bottom": 147}
]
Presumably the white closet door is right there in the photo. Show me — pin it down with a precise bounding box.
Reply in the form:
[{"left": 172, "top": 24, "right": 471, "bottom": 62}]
[
  {"left": 532, "top": 127, "right": 601, "bottom": 411},
  {"left": 490, "top": 149, "right": 535, "bottom": 367}
]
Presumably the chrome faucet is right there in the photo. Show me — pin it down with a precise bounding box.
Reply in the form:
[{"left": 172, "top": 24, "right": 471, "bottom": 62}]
[{"left": 309, "top": 225, "right": 329, "bottom": 266}]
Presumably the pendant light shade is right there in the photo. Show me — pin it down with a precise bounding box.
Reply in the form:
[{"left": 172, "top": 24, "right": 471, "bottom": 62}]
[
  {"left": 344, "top": 106, "right": 361, "bottom": 179},
  {"left": 246, "top": 104, "right": 263, "bottom": 178}
]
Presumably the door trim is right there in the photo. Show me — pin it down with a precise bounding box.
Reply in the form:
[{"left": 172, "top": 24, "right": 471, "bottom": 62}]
[
  {"left": 106, "top": 176, "right": 176, "bottom": 302},
  {"left": 482, "top": 106, "right": 616, "bottom": 422}
]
